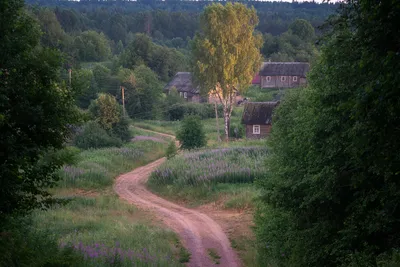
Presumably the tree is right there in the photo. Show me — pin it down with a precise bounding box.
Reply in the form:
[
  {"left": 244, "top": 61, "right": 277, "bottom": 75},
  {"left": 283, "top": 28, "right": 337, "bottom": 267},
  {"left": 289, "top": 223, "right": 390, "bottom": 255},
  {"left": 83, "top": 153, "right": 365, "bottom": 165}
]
[
  {"left": 74, "top": 31, "right": 111, "bottom": 61},
  {"left": 192, "top": 3, "right": 262, "bottom": 141},
  {"left": 119, "top": 65, "right": 162, "bottom": 119},
  {"left": 256, "top": 0, "right": 400, "bottom": 266},
  {"left": 0, "top": 0, "right": 79, "bottom": 219},
  {"left": 288, "top": 19, "right": 315, "bottom": 42},
  {"left": 89, "top": 93, "right": 121, "bottom": 130},
  {"left": 121, "top": 33, "right": 152, "bottom": 69},
  {"left": 34, "top": 8, "right": 66, "bottom": 49},
  {"left": 71, "top": 68, "right": 95, "bottom": 108},
  {"left": 176, "top": 115, "right": 206, "bottom": 150}
]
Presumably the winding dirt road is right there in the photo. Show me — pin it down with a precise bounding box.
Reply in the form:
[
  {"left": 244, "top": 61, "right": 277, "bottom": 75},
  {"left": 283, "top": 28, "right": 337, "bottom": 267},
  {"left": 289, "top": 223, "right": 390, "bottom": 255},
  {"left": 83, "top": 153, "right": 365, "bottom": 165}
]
[{"left": 114, "top": 155, "right": 240, "bottom": 267}]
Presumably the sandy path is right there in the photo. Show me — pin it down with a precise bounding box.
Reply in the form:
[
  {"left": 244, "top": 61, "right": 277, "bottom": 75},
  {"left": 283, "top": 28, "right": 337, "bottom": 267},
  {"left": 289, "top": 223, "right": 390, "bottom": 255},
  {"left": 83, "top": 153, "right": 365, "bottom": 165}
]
[{"left": 114, "top": 157, "right": 240, "bottom": 267}]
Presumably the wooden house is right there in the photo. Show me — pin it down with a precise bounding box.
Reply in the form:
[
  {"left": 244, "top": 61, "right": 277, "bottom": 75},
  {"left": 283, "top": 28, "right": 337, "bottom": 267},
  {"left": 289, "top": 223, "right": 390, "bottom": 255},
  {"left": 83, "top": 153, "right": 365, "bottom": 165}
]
[
  {"left": 258, "top": 62, "right": 309, "bottom": 88},
  {"left": 164, "top": 72, "right": 243, "bottom": 104},
  {"left": 241, "top": 102, "right": 279, "bottom": 139},
  {"left": 163, "top": 72, "right": 204, "bottom": 103}
]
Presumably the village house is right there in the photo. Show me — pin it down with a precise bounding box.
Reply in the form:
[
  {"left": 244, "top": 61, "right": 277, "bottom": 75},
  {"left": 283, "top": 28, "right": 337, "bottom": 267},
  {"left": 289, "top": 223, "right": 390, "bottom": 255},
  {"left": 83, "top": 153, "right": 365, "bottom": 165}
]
[
  {"left": 164, "top": 72, "right": 243, "bottom": 104},
  {"left": 256, "top": 62, "right": 310, "bottom": 88},
  {"left": 241, "top": 101, "right": 279, "bottom": 139},
  {"left": 163, "top": 72, "right": 204, "bottom": 103}
]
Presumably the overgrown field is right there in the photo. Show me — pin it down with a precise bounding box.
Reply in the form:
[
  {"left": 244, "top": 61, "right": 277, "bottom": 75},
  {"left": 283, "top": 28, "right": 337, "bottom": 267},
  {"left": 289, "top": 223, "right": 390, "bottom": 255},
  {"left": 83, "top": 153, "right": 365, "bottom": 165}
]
[
  {"left": 148, "top": 147, "right": 266, "bottom": 208},
  {"left": 148, "top": 147, "right": 266, "bottom": 266},
  {"left": 1, "top": 137, "right": 187, "bottom": 267}
]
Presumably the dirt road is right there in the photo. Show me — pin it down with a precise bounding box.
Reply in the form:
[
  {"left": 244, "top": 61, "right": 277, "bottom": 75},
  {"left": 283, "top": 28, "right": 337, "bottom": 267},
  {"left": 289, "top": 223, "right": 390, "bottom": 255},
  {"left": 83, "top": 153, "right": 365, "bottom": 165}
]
[{"left": 114, "top": 157, "right": 240, "bottom": 267}]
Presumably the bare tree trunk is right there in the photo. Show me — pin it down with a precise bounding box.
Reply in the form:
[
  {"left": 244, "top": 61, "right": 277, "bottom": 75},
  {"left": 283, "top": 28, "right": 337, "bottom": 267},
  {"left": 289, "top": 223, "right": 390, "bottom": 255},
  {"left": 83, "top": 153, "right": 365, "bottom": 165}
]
[
  {"left": 214, "top": 100, "right": 221, "bottom": 142},
  {"left": 223, "top": 105, "right": 230, "bottom": 142}
]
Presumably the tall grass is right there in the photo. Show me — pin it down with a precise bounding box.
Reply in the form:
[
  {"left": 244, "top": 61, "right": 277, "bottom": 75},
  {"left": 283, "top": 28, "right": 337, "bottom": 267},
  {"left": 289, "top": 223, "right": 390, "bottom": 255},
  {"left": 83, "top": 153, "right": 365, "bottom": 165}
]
[
  {"left": 58, "top": 141, "right": 166, "bottom": 189},
  {"left": 150, "top": 147, "right": 267, "bottom": 186},
  {"left": 29, "top": 195, "right": 184, "bottom": 267},
  {"left": 148, "top": 147, "right": 265, "bottom": 207}
]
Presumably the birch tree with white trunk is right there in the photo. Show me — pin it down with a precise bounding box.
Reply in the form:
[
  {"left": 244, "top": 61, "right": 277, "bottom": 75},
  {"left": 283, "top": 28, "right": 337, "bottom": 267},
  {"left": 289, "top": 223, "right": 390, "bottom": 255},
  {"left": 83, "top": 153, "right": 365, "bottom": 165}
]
[{"left": 192, "top": 3, "right": 262, "bottom": 141}]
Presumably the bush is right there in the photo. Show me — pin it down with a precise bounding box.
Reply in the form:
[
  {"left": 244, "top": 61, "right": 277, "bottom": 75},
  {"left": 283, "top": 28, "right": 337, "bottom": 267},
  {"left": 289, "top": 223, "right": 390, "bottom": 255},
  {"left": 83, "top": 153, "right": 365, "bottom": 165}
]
[
  {"left": 111, "top": 116, "right": 131, "bottom": 142},
  {"left": 229, "top": 123, "right": 245, "bottom": 139},
  {"left": 0, "top": 216, "right": 83, "bottom": 267},
  {"left": 176, "top": 115, "right": 207, "bottom": 150},
  {"left": 165, "top": 141, "right": 178, "bottom": 159},
  {"left": 166, "top": 103, "right": 223, "bottom": 121},
  {"left": 74, "top": 121, "right": 122, "bottom": 149}
]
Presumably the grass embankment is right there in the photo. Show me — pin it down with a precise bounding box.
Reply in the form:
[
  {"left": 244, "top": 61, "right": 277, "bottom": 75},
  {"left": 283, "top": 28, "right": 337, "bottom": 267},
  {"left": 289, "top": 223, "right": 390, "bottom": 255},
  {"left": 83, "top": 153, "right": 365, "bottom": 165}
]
[
  {"left": 148, "top": 147, "right": 266, "bottom": 266},
  {"left": 29, "top": 139, "right": 187, "bottom": 266}
]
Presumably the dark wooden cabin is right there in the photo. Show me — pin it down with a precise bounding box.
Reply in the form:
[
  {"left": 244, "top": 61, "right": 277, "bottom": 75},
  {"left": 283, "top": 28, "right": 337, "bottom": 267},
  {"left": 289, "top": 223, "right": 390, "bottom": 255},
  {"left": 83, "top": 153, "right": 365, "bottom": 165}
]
[
  {"left": 259, "top": 62, "right": 309, "bottom": 88},
  {"left": 241, "top": 102, "right": 279, "bottom": 139},
  {"left": 163, "top": 72, "right": 203, "bottom": 102}
]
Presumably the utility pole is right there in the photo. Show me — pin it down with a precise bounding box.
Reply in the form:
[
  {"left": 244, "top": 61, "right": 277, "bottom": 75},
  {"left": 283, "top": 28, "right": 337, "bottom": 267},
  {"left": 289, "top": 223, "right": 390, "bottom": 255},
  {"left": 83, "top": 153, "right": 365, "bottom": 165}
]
[{"left": 121, "top": 86, "right": 126, "bottom": 117}]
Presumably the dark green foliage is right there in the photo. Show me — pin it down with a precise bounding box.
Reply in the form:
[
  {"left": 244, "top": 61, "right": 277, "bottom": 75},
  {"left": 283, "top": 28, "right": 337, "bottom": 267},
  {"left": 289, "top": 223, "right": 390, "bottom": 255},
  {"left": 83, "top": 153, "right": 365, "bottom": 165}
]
[
  {"left": 262, "top": 19, "right": 317, "bottom": 62},
  {"left": 120, "top": 33, "right": 187, "bottom": 82},
  {"left": 111, "top": 116, "right": 132, "bottom": 142},
  {"left": 120, "top": 65, "right": 163, "bottom": 120},
  {"left": 0, "top": 0, "right": 80, "bottom": 219},
  {"left": 229, "top": 123, "right": 245, "bottom": 139},
  {"left": 73, "top": 30, "right": 111, "bottom": 61},
  {"left": 166, "top": 103, "right": 223, "bottom": 121},
  {"left": 165, "top": 141, "right": 178, "bottom": 159},
  {"left": 176, "top": 115, "right": 206, "bottom": 150},
  {"left": 74, "top": 121, "right": 122, "bottom": 149},
  {"left": 256, "top": 1, "right": 400, "bottom": 266},
  {"left": 0, "top": 217, "right": 83, "bottom": 266}
]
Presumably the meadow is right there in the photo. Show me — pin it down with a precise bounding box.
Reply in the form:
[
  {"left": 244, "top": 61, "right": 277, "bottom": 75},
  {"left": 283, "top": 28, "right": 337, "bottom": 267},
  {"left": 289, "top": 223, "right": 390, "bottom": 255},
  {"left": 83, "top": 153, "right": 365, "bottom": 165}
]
[
  {"left": 1, "top": 135, "right": 189, "bottom": 267},
  {"left": 148, "top": 147, "right": 266, "bottom": 208},
  {"left": 148, "top": 146, "right": 267, "bottom": 266}
]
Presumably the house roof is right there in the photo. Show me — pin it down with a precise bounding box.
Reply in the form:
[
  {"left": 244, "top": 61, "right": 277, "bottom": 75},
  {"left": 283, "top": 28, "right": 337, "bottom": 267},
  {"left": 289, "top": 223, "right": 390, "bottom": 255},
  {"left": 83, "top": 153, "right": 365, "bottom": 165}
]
[
  {"left": 241, "top": 102, "right": 279, "bottom": 125},
  {"left": 259, "top": 62, "right": 310, "bottom": 77},
  {"left": 163, "top": 72, "right": 199, "bottom": 94}
]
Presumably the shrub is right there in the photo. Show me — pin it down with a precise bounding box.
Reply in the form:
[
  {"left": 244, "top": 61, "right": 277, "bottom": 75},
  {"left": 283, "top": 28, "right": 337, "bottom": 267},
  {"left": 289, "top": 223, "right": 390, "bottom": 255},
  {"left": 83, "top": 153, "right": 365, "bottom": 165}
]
[
  {"left": 111, "top": 116, "right": 131, "bottom": 142},
  {"left": 165, "top": 141, "right": 178, "bottom": 159},
  {"left": 0, "top": 216, "right": 83, "bottom": 267},
  {"left": 74, "top": 121, "right": 122, "bottom": 149},
  {"left": 176, "top": 115, "right": 207, "bottom": 150},
  {"left": 229, "top": 123, "right": 245, "bottom": 139}
]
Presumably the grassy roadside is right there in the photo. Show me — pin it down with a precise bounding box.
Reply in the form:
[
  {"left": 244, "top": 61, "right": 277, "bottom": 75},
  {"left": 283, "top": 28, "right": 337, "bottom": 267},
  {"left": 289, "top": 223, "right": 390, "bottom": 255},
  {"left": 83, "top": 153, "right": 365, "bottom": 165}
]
[{"left": 4, "top": 135, "right": 188, "bottom": 266}]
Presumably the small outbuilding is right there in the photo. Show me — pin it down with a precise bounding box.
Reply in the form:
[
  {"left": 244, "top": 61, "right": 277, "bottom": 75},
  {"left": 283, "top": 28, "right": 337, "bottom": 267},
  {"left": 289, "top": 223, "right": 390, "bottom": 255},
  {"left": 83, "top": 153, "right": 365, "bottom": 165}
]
[{"left": 241, "top": 101, "right": 279, "bottom": 139}]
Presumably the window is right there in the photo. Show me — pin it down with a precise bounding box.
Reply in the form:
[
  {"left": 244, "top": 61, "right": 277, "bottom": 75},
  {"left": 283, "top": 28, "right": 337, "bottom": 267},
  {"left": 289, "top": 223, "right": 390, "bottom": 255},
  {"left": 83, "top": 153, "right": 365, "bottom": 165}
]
[
  {"left": 293, "top": 76, "right": 298, "bottom": 82},
  {"left": 281, "top": 76, "right": 286, "bottom": 82},
  {"left": 180, "top": 92, "right": 183, "bottom": 97},
  {"left": 253, "top": 125, "right": 260, "bottom": 134},
  {"left": 266, "top": 76, "right": 271, "bottom": 82},
  {"left": 184, "top": 92, "right": 187, "bottom": 99}
]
